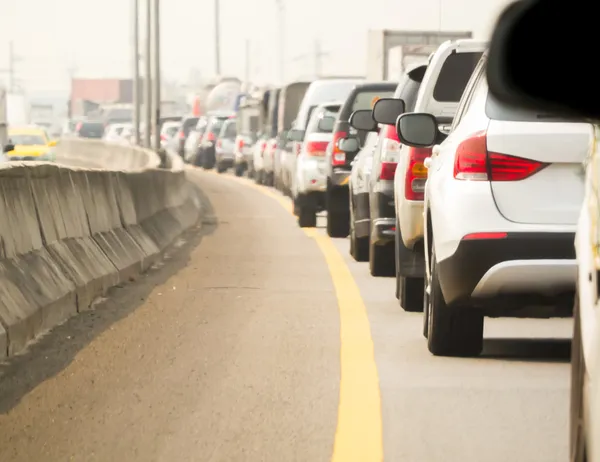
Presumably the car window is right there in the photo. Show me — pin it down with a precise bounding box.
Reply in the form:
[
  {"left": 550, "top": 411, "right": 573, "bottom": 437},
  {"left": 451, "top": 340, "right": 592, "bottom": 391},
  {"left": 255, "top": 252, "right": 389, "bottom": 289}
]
[
  {"left": 182, "top": 117, "right": 199, "bottom": 135},
  {"left": 79, "top": 123, "right": 105, "bottom": 138},
  {"left": 221, "top": 122, "right": 237, "bottom": 139},
  {"left": 433, "top": 52, "right": 483, "bottom": 102},
  {"left": 485, "top": 90, "right": 571, "bottom": 123},
  {"left": 209, "top": 117, "right": 227, "bottom": 134},
  {"left": 10, "top": 134, "right": 46, "bottom": 145},
  {"left": 451, "top": 57, "right": 487, "bottom": 131},
  {"left": 352, "top": 91, "right": 395, "bottom": 112},
  {"left": 396, "top": 76, "right": 422, "bottom": 112}
]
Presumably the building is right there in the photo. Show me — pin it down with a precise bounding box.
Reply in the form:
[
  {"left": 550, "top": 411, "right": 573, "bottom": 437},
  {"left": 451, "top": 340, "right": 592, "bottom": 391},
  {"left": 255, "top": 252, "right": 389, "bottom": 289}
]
[{"left": 69, "top": 78, "right": 146, "bottom": 117}]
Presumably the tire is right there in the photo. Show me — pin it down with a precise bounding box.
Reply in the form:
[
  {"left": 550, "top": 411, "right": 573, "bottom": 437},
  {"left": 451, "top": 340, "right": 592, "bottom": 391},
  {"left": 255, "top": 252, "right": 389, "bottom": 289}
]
[
  {"left": 349, "top": 196, "right": 369, "bottom": 262},
  {"left": 217, "top": 162, "right": 227, "bottom": 174},
  {"left": 369, "top": 241, "right": 395, "bottom": 277},
  {"left": 255, "top": 171, "right": 263, "bottom": 185},
  {"left": 234, "top": 164, "right": 244, "bottom": 177},
  {"left": 326, "top": 182, "right": 350, "bottom": 238},
  {"left": 426, "top": 243, "right": 484, "bottom": 357},
  {"left": 570, "top": 293, "right": 588, "bottom": 462},
  {"left": 394, "top": 218, "right": 424, "bottom": 311},
  {"left": 298, "top": 206, "right": 317, "bottom": 228}
]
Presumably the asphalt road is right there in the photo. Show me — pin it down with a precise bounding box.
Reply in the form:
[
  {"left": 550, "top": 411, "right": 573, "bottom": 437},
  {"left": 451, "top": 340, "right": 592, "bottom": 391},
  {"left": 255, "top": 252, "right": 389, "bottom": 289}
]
[{"left": 0, "top": 168, "right": 572, "bottom": 462}]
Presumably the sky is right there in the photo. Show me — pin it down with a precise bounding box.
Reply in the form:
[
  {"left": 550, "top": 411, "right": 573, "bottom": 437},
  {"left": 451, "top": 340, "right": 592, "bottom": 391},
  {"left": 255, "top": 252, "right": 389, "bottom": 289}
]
[{"left": 0, "top": 0, "right": 513, "bottom": 97}]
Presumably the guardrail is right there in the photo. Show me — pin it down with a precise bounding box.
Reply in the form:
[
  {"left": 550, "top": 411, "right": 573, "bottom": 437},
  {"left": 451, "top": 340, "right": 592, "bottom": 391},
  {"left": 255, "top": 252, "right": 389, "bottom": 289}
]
[{"left": 0, "top": 140, "right": 199, "bottom": 358}]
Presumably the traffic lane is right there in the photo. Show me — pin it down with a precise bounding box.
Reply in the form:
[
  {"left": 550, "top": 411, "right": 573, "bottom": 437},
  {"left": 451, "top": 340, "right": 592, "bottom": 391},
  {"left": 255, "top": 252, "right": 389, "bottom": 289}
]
[
  {"left": 0, "top": 170, "right": 340, "bottom": 462},
  {"left": 326, "top": 234, "right": 572, "bottom": 462}
]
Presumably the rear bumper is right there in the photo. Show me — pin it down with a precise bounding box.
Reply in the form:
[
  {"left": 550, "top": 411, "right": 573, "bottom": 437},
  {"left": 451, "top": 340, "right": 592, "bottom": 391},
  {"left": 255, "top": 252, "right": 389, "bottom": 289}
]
[
  {"left": 437, "top": 232, "right": 576, "bottom": 307},
  {"left": 330, "top": 167, "right": 351, "bottom": 187}
]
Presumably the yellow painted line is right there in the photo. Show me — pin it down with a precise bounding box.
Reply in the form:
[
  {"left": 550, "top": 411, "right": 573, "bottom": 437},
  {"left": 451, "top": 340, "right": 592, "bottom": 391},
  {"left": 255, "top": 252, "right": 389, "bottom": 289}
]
[{"left": 200, "top": 168, "right": 383, "bottom": 461}]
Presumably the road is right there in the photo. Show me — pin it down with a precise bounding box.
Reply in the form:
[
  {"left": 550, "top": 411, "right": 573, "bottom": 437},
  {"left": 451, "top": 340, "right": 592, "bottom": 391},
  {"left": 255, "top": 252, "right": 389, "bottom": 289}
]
[{"left": 0, "top": 168, "right": 572, "bottom": 462}]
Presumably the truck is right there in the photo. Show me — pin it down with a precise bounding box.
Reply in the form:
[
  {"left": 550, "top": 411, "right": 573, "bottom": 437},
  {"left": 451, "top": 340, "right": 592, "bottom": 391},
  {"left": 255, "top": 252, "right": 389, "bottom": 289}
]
[
  {"left": 366, "top": 29, "right": 473, "bottom": 81},
  {"left": 29, "top": 102, "right": 55, "bottom": 128}
]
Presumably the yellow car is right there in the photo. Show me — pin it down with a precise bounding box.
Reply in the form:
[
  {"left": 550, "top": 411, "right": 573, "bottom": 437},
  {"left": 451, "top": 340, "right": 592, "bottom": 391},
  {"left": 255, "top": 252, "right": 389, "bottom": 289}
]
[{"left": 5, "top": 126, "right": 58, "bottom": 161}]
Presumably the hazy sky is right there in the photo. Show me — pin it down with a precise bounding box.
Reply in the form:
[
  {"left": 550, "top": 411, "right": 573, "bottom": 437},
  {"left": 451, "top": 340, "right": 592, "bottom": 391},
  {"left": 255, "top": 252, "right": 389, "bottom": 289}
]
[{"left": 0, "top": 0, "right": 512, "bottom": 96}]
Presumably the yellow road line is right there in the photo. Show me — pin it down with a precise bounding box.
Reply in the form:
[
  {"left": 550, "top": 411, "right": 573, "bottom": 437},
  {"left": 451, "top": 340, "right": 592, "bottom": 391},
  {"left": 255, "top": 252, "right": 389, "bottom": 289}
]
[{"left": 201, "top": 168, "right": 383, "bottom": 461}]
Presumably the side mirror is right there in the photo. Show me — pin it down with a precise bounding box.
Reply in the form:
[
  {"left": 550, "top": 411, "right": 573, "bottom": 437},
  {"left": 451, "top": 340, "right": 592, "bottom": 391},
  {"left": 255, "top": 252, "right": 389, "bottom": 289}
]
[
  {"left": 48, "top": 140, "right": 58, "bottom": 147},
  {"left": 395, "top": 113, "right": 438, "bottom": 148},
  {"left": 317, "top": 116, "right": 335, "bottom": 132},
  {"left": 287, "top": 129, "right": 305, "bottom": 142},
  {"left": 349, "top": 110, "right": 377, "bottom": 132},
  {"left": 338, "top": 137, "right": 360, "bottom": 153},
  {"left": 3, "top": 143, "right": 15, "bottom": 153},
  {"left": 372, "top": 98, "right": 406, "bottom": 125},
  {"left": 487, "top": 0, "right": 597, "bottom": 119}
]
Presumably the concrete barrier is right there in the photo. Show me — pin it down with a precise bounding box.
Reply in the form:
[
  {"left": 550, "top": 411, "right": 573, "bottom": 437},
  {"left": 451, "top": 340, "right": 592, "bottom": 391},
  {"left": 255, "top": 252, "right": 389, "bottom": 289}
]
[{"left": 0, "top": 140, "right": 200, "bottom": 359}]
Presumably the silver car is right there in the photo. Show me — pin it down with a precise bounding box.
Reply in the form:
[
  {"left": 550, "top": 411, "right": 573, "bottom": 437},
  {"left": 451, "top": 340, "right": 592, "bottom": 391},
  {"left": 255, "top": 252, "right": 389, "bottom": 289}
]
[{"left": 215, "top": 118, "right": 237, "bottom": 173}]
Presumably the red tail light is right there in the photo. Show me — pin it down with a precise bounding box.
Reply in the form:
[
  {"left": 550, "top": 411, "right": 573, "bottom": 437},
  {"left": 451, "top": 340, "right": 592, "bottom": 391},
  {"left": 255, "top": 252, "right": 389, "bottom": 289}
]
[
  {"left": 76, "top": 122, "right": 82, "bottom": 132},
  {"left": 305, "top": 140, "right": 329, "bottom": 157},
  {"left": 206, "top": 132, "right": 216, "bottom": 142},
  {"left": 216, "top": 139, "right": 222, "bottom": 149},
  {"left": 294, "top": 141, "right": 302, "bottom": 156},
  {"left": 463, "top": 232, "right": 508, "bottom": 240},
  {"left": 379, "top": 125, "right": 401, "bottom": 181},
  {"left": 259, "top": 140, "right": 267, "bottom": 155},
  {"left": 236, "top": 137, "right": 244, "bottom": 151},
  {"left": 453, "top": 131, "right": 548, "bottom": 181},
  {"left": 331, "top": 131, "right": 348, "bottom": 165},
  {"left": 178, "top": 130, "right": 185, "bottom": 139},
  {"left": 405, "top": 146, "right": 431, "bottom": 201},
  {"left": 160, "top": 134, "right": 167, "bottom": 141}
]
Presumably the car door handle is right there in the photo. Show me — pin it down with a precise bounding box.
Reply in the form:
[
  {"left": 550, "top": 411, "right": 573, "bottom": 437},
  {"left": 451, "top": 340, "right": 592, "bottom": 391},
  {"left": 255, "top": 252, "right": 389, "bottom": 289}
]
[{"left": 423, "top": 157, "right": 432, "bottom": 169}]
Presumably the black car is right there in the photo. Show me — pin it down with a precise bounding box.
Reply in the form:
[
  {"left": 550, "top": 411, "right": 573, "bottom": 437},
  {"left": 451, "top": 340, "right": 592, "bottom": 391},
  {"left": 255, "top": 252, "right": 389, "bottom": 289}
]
[
  {"left": 324, "top": 82, "right": 397, "bottom": 238},
  {"left": 76, "top": 121, "right": 105, "bottom": 139}
]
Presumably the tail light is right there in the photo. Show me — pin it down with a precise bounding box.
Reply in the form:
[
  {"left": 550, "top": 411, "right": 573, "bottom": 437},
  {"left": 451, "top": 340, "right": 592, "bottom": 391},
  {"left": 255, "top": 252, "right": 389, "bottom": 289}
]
[
  {"left": 206, "top": 132, "right": 216, "bottom": 142},
  {"left": 305, "top": 140, "right": 329, "bottom": 157},
  {"left": 331, "top": 131, "right": 348, "bottom": 165},
  {"left": 236, "top": 137, "right": 244, "bottom": 151},
  {"left": 178, "top": 130, "right": 185, "bottom": 139},
  {"left": 259, "top": 140, "right": 267, "bottom": 156},
  {"left": 216, "top": 139, "right": 222, "bottom": 149},
  {"left": 293, "top": 141, "right": 302, "bottom": 156},
  {"left": 269, "top": 139, "right": 278, "bottom": 157},
  {"left": 379, "top": 125, "right": 401, "bottom": 181},
  {"left": 453, "top": 131, "right": 547, "bottom": 181},
  {"left": 76, "top": 122, "right": 82, "bottom": 132},
  {"left": 405, "top": 146, "right": 431, "bottom": 200},
  {"left": 160, "top": 134, "right": 167, "bottom": 141}
]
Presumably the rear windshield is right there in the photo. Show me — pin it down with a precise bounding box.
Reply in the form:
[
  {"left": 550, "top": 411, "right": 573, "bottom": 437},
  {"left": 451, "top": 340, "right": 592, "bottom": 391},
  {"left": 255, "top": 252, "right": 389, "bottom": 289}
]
[
  {"left": 308, "top": 106, "right": 340, "bottom": 134},
  {"left": 209, "top": 117, "right": 228, "bottom": 134},
  {"left": 79, "top": 123, "right": 104, "bottom": 138},
  {"left": 433, "top": 52, "right": 483, "bottom": 102},
  {"left": 182, "top": 117, "right": 199, "bottom": 134},
  {"left": 165, "top": 125, "right": 179, "bottom": 137},
  {"left": 221, "top": 121, "right": 237, "bottom": 139},
  {"left": 395, "top": 74, "right": 423, "bottom": 112},
  {"left": 485, "top": 92, "right": 571, "bottom": 123},
  {"left": 352, "top": 91, "right": 395, "bottom": 112}
]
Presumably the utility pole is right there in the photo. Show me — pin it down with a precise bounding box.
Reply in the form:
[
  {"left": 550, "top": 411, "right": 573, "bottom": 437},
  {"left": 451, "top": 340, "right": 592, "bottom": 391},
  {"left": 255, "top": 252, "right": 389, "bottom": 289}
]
[
  {"left": 152, "top": 0, "right": 161, "bottom": 152},
  {"left": 133, "top": 0, "right": 141, "bottom": 145},
  {"left": 275, "top": 0, "right": 284, "bottom": 84},
  {"left": 0, "top": 42, "right": 22, "bottom": 93},
  {"left": 144, "top": 0, "right": 152, "bottom": 148},
  {"left": 214, "top": 0, "right": 221, "bottom": 77}
]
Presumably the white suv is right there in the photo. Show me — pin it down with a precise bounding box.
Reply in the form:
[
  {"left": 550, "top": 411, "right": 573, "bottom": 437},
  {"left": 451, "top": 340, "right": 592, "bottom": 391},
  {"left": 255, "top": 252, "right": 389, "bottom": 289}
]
[
  {"left": 392, "top": 39, "right": 487, "bottom": 313},
  {"left": 396, "top": 52, "right": 592, "bottom": 357}
]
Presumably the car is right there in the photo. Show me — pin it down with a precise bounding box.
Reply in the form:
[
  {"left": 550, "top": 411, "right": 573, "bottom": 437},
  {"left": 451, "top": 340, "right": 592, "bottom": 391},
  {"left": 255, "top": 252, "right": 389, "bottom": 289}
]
[
  {"left": 184, "top": 117, "right": 208, "bottom": 164},
  {"left": 292, "top": 102, "right": 342, "bottom": 227},
  {"left": 103, "top": 123, "right": 130, "bottom": 143},
  {"left": 233, "top": 100, "right": 260, "bottom": 177},
  {"left": 284, "top": 78, "right": 364, "bottom": 197},
  {"left": 485, "top": 2, "right": 599, "bottom": 459},
  {"left": 75, "top": 120, "right": 105, "bottom": 139},
  {"left": 197, "top": 113, "right": 234, "bottom": 169},
  {"left": 215, "top": 118, "right": 237, "bottom": 173},
  {"left": 323, "top": 82, "right": 397, "bottom": 238},
  {"left": 175, "top": 116, "right": 200, "bottom": 156},
  {"left": 346, "top": 130, "right": 380, "bottom": 261},
  {"left": 392, "top": 39, "right": 486, "bottom": 312},
  {"left": 6, "top": 126, "right": 58, "bottom": 161},
  {"left": 365, "top": 65, "right": 428, "bottom": 277},
  {"left": 160, "top": 121, "right": 181, "bottom": 149},
  {"left": 261, "top": 88, "right": 281, "bottom": 186},
  {"left": 396, "top": 51, "right": 590, "bottom": 358},
  {"left": 252, "top": 135, "right": 269, "bottom": 184}
]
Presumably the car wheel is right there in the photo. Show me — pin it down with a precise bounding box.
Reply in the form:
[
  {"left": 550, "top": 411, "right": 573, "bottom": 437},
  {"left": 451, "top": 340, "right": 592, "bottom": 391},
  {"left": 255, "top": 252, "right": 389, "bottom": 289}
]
[
  {"left": 326, "top": 182, "right": 350, "bottom": 238},
  {"left": 349, "top": 195, "right": 369, "bottom": 262},
  {"left": 394, "top": 218, "right": 424, "bottom": 311},
  {"left": 427, "top": 242, "right": 484, "bottom": 357},
  {"left": 255, "top": 171, "right": 263, "bottom": 185},
  {"left": 298, "top": 206, "right": 317, "bottom": 228},
  {"left": 570, "top": 292, "right": 588, "bottom": 462},
  {"left": 234, "top": 164, "right": 244, "bottom": 177},
  {"left": 369, "top": 241, "right": 395, "bottom": 277},
  {"left": 217, "top": 163, "right": 227, "bottom": 173}
]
